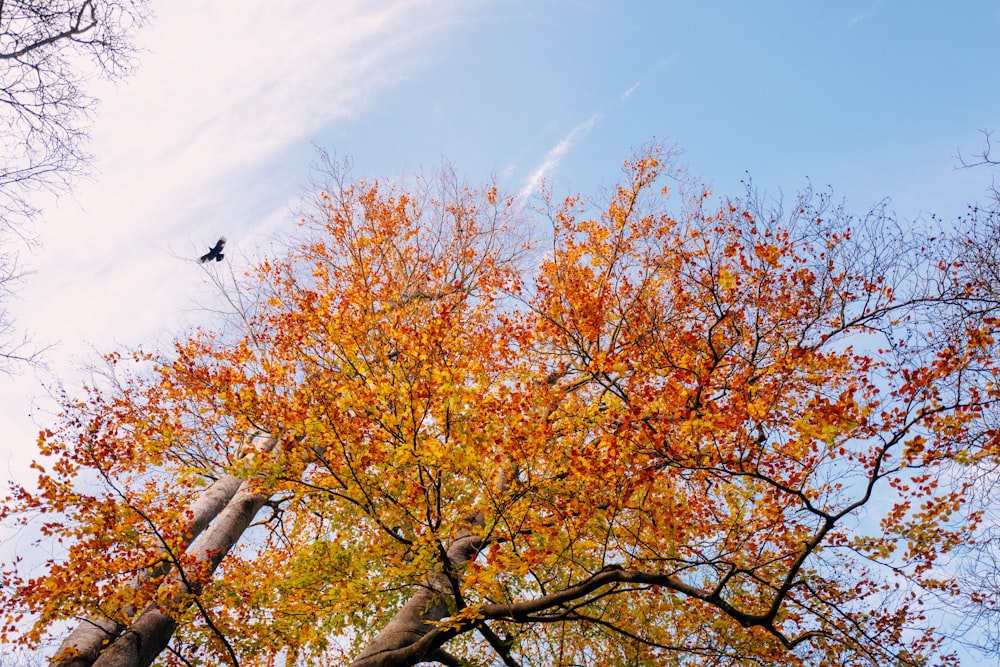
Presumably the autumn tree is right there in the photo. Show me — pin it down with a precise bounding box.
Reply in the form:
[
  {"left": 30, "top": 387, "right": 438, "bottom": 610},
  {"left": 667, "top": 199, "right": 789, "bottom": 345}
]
[
  {"left": 935, "top": 133, "right": 1000, "bottom": 657},
  {"left": 0, "top": 0, "right": 150, "bottom": 370},
  {"left": 3, "top": 146, "right": 1000, "bottom": 667}
]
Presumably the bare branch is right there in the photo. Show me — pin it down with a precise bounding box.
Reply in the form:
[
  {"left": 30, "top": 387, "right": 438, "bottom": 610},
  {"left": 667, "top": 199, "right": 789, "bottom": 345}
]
[
  {"left": 0, "top": 0, "right": 149, "bottom": 372},
  {"left": 956, "top": 129, "right": 1000, "bottom": 169}
]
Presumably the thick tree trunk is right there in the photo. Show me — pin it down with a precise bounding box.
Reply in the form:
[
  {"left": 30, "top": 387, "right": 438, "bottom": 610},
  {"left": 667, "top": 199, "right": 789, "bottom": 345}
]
[
  {"left": 89, "top": 479, "right": 270, "bottom": 667},
  {"left": 351, "top": 474, "right": 511, "bottom": 667},
  {"left": 50, "top": 474, "right": 245, "bottom": 667},
  {"left": 350, "top": 531, "right": 483, "bottom": 667},
  {"left": 52, "top": 434, "right": 277, "bottom": 667}
]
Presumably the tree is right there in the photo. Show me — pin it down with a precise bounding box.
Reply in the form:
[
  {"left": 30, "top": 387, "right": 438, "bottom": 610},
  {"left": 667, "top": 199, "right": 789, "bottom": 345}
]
[
  {"left": 3, "top": 146, "right": 1000, "bottom": 667},
  {"left": 0, "top": 0, "right": 150, "bottom": 370},
  {"left": 940, "top": 132, "right": 1000, "bottom": 657}
]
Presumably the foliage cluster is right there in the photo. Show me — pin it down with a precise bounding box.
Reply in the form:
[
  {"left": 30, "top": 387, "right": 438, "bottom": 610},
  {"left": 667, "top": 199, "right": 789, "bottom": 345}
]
[{"left": 3, "top": 146, "right": 1000, "bottom": 667}]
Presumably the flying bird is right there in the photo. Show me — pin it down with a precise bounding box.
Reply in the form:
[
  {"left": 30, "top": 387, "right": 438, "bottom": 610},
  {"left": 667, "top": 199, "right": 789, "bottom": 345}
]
[{"left": 199, "top": 237, "right": 226, "bottom": 263}]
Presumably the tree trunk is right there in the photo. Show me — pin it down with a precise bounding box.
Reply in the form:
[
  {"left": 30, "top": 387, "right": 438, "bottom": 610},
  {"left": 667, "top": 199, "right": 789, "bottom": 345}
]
[
  {"left": 53, "top": 434, "right": 277, "bottom": 667},
  {"left": 89, "top": 478, "right": 270, "bottom": 667},
  {"left": 351, "top": 474, "right": 512, "bottom": 667},
  {"left": 350, "top": 531, "right": 483, "bottom": 667},
  {"left": 50, "top": 474, "right": 245, "bottom": 667}
]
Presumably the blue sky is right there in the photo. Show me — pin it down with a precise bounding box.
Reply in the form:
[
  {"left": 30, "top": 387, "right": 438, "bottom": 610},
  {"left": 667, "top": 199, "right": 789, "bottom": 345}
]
[
  {"left": 2, "top": 0, "right": 999, "bottom": 661},
  {"left": 326, "top": 2, "right": 999, "bottom": 216}
]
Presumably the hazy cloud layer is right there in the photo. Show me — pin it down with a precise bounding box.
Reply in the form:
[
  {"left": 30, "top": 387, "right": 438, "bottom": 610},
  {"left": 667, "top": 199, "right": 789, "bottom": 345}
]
[{"left": 0, "top": 0, "right": 475, "bottom": 487}]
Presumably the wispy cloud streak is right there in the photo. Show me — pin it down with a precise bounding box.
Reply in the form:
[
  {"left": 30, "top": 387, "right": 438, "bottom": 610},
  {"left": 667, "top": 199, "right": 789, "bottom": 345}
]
[
  {"left": 519, "top": 113, "right": 601, "bottom": 201},
  {"left": 0, "top": 0, "right": 474, "bottom": 490}
]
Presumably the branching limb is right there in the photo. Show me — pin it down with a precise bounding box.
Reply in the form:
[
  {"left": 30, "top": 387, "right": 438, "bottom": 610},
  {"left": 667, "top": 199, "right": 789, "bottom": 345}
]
[
  {"left": 957, "top": 130, "right": 1000, "bottom": 169},
  {"left": 475, "top": 622, "right": 520, "bottom": 667}
]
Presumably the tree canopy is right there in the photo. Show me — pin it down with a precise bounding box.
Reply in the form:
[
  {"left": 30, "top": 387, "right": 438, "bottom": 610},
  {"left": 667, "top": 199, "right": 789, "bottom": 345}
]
[{"left": 3, "top": 146, "right": 1000, "bottom": 667}]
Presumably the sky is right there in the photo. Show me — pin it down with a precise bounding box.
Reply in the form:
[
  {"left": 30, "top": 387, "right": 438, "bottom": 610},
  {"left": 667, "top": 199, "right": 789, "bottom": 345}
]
[{"left": 2, "top": 0, "right": 1000, "bottom": 661}]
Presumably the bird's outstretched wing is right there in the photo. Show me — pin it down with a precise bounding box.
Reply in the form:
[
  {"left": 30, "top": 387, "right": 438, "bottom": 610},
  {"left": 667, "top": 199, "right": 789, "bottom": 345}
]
[{"left": 199, "top": 237, "right": 226, "bottom": 263}]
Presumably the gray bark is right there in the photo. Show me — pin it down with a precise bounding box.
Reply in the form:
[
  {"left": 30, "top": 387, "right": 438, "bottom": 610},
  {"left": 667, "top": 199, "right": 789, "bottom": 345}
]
[
  {"left": 51, "top": 434, "right": 277, "bottom": 667},
  {"left": 350, "top": 531, "right": 484, "bottom": 667},
  {"left": 49, "top": 475, "right": 245, "bottom": 667},
  {"left": 89, "top": 478, "right": 270, "bottom": 667},
  {"left": 350, "top": 473, "right": 512, "bottom": 667}
]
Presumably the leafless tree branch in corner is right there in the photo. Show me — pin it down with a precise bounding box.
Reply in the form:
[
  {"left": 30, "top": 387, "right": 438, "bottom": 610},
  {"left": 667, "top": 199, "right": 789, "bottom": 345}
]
[{"left": 0, "top": 0, "right": 150, "bottom": 372}]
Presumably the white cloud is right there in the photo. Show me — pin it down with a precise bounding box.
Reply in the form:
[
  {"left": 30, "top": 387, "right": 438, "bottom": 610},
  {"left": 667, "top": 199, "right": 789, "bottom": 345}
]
[
  {"left": 846, "top": 4, "right": 876, "bottom": 28},
  {"left": 847, "top": 12, "right": 869, "bottom": 27},
  {"left": 105, "top": 1, "right": 464, "bottom": 178},
  {"left": 519, "top": 113, "right": 601, "bottom": 201},
  {"left": 0, "top": 0, "right": 476, "bottom": 489}
]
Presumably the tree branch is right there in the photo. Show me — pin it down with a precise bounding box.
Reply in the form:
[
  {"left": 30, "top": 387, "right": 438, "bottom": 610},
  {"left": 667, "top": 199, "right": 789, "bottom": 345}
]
[{"left": 956, "top": 129, "right": 1000, "bottom": 169}]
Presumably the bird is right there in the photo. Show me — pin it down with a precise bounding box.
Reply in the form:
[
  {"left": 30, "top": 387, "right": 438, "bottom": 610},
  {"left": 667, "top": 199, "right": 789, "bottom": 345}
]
[{"left": 199, "top": 237, "right": 226, "bottom": 263}]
